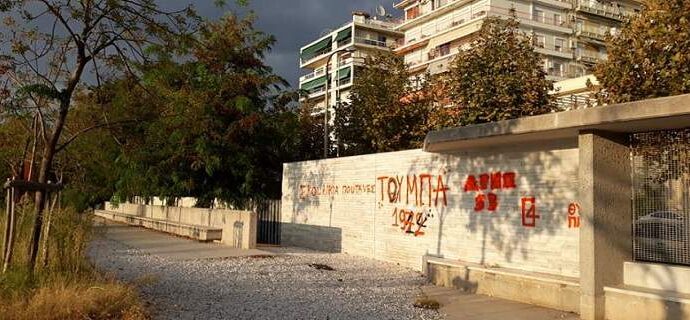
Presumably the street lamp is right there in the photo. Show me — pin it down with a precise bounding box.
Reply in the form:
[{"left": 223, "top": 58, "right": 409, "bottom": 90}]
[{"left": 323, "top": 47, "right": 356, "bottom": 159}]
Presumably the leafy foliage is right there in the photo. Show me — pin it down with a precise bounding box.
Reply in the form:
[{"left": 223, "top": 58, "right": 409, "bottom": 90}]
[
  {"left": 334, "top": 52, "right": 432, "bottom": 156},
  {"left": 102, "top": 14, "right": 297, "bottom": 205},
  {"left": 444, "top": 14, "right": 555, "bottom": 126},
  {"left": 594, "top": 0, "right": 690, "bottom": 103}
]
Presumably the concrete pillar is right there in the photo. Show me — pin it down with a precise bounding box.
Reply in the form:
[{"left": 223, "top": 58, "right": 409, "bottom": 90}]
[{"left": 578, "top": 131, "right": 632, "bottom": 320}]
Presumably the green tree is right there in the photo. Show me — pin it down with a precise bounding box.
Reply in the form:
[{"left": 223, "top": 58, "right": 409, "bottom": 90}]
[
  {"left": 0, "top": 0, "right": 204, "bottom": 269},
  {"left": 334, "top": 52, "right": 431, "bottom": 156},
  {"left": 595, "top": 0, "right": 690, "bottom": 103},
  {"left": 104, "top": 14, "right": 294, "bottom": 206},
  {"left": 444, "top": 14, "right": 555, "bottom": 126}
]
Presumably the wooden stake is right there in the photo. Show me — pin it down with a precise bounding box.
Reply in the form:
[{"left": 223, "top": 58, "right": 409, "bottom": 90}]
[{"left": 2, "top": 187, "right": 16, "bottom": 273}]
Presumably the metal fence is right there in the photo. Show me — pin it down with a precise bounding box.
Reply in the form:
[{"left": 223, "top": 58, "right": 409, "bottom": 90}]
[
  {"left": 631, "top": 129, "right": 690, "bottom": 266},
  {"left": 253, "top": 199, "right": 281, "bottom": 245}
]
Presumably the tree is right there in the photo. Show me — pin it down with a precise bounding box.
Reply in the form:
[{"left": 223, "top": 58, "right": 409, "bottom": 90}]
[
  {"left": 594, "top": 0, "right": 690, "bottom": 104},
  {"left": 334, "top": 52, "right": 432, "bottom": 156},
  {"left": 444, "top": 14, "right": 555, "bottom": 126},
  {"left": 103, "top": 14, "right": 294, "bottom": 206},
  {"left": 0, "top": 0, "right": 205, "bottom": 270}
]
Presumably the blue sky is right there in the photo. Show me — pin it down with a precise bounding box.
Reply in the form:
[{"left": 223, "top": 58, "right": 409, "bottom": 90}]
[{"left": 183, "top": 0, "right": 398, "bottom": 88}]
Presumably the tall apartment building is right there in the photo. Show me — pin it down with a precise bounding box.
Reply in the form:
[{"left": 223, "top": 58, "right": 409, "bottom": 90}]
[
  {"left": 393, "top": 0, "right": 641, "bottom": 81},
  {"left": 298, "top": 12, "right": 403, "bottom": 113}
]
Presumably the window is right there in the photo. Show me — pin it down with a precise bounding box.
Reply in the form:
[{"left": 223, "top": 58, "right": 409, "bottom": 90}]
[
  {"left": 533, "top": 9, "right": 544, "bottom": 23},
  {"left": 555, "top": 38, "right": 564, "bottom": 52},
  {"left": 378, "top": 35, "right": 387, "bottom": 46},
  {"left": 439, "top": 42, "right": 451, "bottom": 56},
  {"left": 552, "top": 62, "right": 563, "bottom": 76},
  {"left": 553, "top": 13, "right": 562, "bottom": 26},
  {"left": 406, "top": 6, "right": 420, "bottom": 20}
]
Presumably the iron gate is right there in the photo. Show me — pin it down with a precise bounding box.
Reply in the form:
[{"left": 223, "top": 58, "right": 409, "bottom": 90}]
[
  {"left": 256, "top": 199, "right": 281, "bottom": 245},
  {"left": 631, "top": 128, "right": 690, "bottom": 266}
]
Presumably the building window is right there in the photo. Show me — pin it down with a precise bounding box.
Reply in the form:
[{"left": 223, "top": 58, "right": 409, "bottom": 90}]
[
  {"left": 555, "top": 38, "right": 564, "bottom": 52},
  {"left": 552, "top": 62, "right": 563, "bottom": 77},
  {"left": 439, "top": 42, "right": 451, "bottom": 56},
  {"left": 533, "top": 9, "right": 544, "bottom": 23},
  {"left": 553, "top": 13, "right": 562, "bottom": 26},
  {"left": 406, "top": 6, "right": 420, "bottom": 20}
]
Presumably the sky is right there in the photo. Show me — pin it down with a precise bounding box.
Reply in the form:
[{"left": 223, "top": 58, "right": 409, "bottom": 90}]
[{"left": 182, "top": 0, "right": 399, "bottom": 89}]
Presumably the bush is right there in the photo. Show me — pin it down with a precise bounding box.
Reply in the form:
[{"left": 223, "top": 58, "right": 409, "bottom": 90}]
[{"left": 0, "top": 202, "right": 148, "bottom": 319}]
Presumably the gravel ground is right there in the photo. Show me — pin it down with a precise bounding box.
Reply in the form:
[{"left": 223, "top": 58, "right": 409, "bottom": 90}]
[{"left": 88, "top": 236, "right": 444, "bottom": 320}]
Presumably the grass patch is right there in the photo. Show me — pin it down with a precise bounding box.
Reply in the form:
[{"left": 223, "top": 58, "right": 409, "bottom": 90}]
[{"left": 0, "top": 203, "right": 148, "bottom": 319}]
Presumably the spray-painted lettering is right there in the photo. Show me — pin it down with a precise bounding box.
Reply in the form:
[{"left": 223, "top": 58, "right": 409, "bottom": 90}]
[
  {"left": 521, "top": 197, "right": 539, "bottom": 227},
  {"left": 377, "top": 174, "right": 449, "bottom": 207},
  {"left": 568, "top": 202, "right": 581, "bottom": 228},
  {"left": 464, "top": 172, "right": 516, "bottom": 212},
  {"left": 391, "top": 207, "right": 434, "bottom": 237}
]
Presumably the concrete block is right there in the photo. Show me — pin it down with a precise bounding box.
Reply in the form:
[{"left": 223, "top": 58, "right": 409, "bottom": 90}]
[
  {"left": 624, "top": 262, "right": 690, "bottom": 295},
  {"left": 604, "top": 286, "right": 690, "bottom": 320},
  {"left": 426, "top": 258, "right": 580, "bottom": 313}
]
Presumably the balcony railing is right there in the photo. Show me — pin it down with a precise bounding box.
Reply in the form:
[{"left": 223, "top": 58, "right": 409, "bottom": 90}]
[
  {"left": 354, "top": 37, "right": 393, "bottom": 48},
  {"left": 575, "top": 1, "right": 626, "bottom": 20},
  {"left": 576, "top": 24, "right": 611, "bottom": 41},
  {"left": 576, "top": 50, "right": 607, "bottom": 64},
  {"left": 300, "top": 68, "right": 326, "bottom": 83},
  {"left": 396, "top": 4, "right": 573, "bottom": 50}
]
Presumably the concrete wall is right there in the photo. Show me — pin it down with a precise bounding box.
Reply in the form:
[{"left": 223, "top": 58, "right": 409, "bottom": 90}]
[
  {"left": 281, "top": 142, "right": 581, "bottom": 277},
  {"left": 104, "top": 202, "right": 257, "bottom": 249}
]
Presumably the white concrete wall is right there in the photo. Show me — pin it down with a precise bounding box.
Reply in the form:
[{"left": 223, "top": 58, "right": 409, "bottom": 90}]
[
  {"left": 104, "top": 202, "right": 257, "bottom": 249},
  {"left": 281, "top": 144, "right": 581, "bottom": 277}
]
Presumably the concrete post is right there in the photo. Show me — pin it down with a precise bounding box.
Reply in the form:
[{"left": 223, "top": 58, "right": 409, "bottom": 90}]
[{"left": 578, "top": 131, "right": 632, "bottom": 320}]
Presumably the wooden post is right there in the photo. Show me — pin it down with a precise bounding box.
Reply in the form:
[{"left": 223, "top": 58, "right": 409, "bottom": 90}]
[
  {"left": 40, "top": 192, "right": 58, "bottom": 268},
  {"left": 2, "top": 185, "right": 10, "bottom": 268},
  {"left": 2, "top": 186, "right": 16, "bottom": 273}
]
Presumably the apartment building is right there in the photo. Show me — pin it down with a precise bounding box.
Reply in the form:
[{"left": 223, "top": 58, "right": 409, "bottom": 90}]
[
  {"left": 298, "top": 12, "right": 403, "bottom": 113},
  {"left": 393, "top": 0, "right": 641, "bottom": 81}
]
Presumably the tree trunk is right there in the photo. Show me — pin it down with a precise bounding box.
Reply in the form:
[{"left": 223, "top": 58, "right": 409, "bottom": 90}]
[
  {"left": 2, "top": 187, "right": 16, "bottom": 273},
  {"left": 28, "top": 104, "right": 68, "bottom": 271}
]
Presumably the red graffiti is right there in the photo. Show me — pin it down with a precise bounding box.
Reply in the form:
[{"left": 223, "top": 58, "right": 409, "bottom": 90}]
[
  {"left": 521, "top": 197, "right": 539, "bottom": 227},
  {"left": 392, "top": 207, "right": 433, "bottom": 237},
  {"left": 473, "top": 193, "right": 499, "bottom": 212},
  {"left": 300, "top": 183, "right": 375, "bottom": 199},
  {"left": 503, "top": 172, "right": 517, "bottom": 189},
  {"left": 378, "top": 173, "right": 449, "bottom": 208},
  {"left": 568, "top": 202, "right": 581, "bottom": 228},
  {"left": 464, "top": 172, "right": 516, "bottom": 212}
]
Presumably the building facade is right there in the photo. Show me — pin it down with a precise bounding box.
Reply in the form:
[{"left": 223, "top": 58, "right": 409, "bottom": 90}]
[
  {"left": 393, "top": 0, "right": 641, "bottom": 81},
  {"left": 298, "top": 12, "right": 403, "bottom": 113}
]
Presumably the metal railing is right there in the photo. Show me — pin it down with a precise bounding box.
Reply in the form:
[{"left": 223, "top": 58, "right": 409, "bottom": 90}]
[
  {"left": 396, "top": 4, "right": 573, "bottom": 50},
  {"left": 354, "top": 37, "right": 392, "bottom": 48},
  {"left": 575, "top": 1, "right": 625, "bottom": 20},
  {"left": 575, "top": 49, "right": 607, "bottom": 64},
  {"left": 632, "top": 129, "right": 690, "bottom": 266}
]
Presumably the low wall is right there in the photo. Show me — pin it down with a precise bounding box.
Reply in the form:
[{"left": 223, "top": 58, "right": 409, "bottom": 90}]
[
  {"left": 104, "top": 202, "right": 257, "bottom": 249},
  {"left": 281, "top": 143, "right": 581, "bottom": 277}
]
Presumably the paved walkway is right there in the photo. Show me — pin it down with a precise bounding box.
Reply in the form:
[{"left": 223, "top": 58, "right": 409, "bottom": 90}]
[
  {"left": 93, "top": 218, "right": 273, "bottom": 260},
  {"left": 421, "top": 285, "right": 579, "bottom": 320}
]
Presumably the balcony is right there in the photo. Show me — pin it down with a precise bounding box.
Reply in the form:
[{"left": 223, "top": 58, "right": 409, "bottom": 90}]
[
  {"left": 575, "top": 1, "right": 625, "bottom": 20},
  {"left": 576, "top": 50, "right": 607, "bottom": 65},
  {"left": 299, "top": 66, "right": 354, "bottom": 100},
  {"left": 395, "top": 4, "right": 573, "bottom": 52},
  {"left": 354, "top": 37, "right": 393, "bottom": 49},
  {"left": 395, "top": 5, "right": 488, "bottom": 50},
  {"left": 575, "top": 24, "right": 610, "bottom": 42}
]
